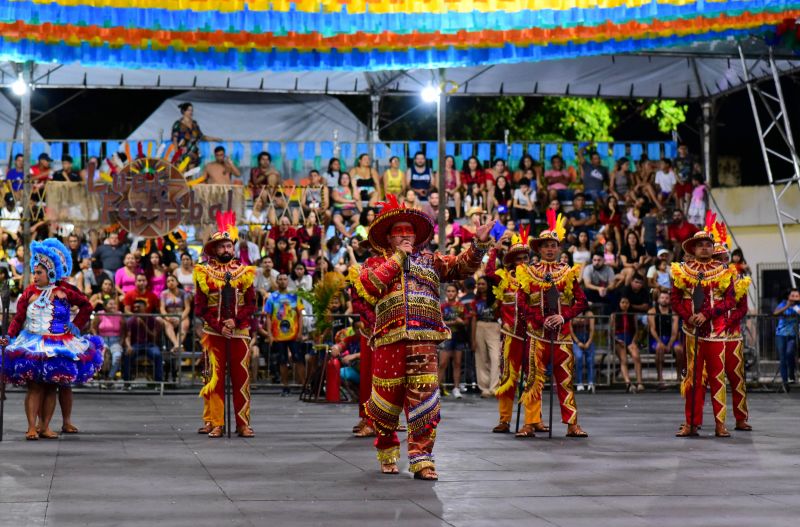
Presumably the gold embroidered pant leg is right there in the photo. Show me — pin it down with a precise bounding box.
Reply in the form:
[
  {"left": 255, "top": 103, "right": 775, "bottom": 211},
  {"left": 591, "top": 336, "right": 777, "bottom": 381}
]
[
  {"left": 684, "top": 339, "right": 726, "bottom": 427},
  {"left": 528, "top": 338, "right": 578, "bottom": 425},
  {"left": 199, "top": 334, "right": 251, "bottom": 429},
  {"left": 496, "top": 336, "right": 539, "bottom": 424},
  {"left": 365, "top": 342, "right": 404, "bottom": 465},
  {"left": 404, "top": 343, "right": 441, "bottom": 474},
  {"left": 724, "top": 339, "right": 748, "bottom": 422}
]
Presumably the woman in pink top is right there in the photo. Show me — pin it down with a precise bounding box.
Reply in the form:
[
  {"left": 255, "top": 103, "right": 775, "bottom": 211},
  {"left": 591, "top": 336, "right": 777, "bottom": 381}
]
[
  {"left": 114, "top": 253, "right": 139, "bottom": 296},
  {"left": 543, "top": 155, "right": 574, "bottom": 202},
  {"left": 145, "top": 251, "right": 168, "bottom": 297},
  {"left": 91, "top": 297, "right": 125, "bottom": 382}
]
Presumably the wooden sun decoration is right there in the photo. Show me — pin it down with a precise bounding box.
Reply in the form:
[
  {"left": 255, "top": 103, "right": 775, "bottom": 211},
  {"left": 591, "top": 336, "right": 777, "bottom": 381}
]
[{"left": 111, "top": 144, "right": 192, "bottom": 239}]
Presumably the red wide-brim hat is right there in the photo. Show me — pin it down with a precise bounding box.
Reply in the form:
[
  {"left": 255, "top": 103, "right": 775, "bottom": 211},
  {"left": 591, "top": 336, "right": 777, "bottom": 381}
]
[
  {"left": 503, "top": 244, "right": 530, "bottom": 267},
  {"left": 681, "top": 231, "right": 714, "bottom": 255},
  {"left": 530, "top": 230, "right": 561, "bottom": 252},
  {"left": 367, "top": 196, "right": 435, "bottom": 253}
]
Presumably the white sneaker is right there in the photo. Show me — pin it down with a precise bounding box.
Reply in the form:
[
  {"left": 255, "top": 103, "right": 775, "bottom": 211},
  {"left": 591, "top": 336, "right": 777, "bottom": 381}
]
[
  {"left": 576, "top": 384, "right": 585, "bottom": 392},
  {"left": 452, "top": 387, "right": 463, "bottom": 399},
  {"left": 458, "top": 383, "right": 467, "bottom": 392},
  {"left": 588, "top": 383, "right": 595, "bottom": 394}
]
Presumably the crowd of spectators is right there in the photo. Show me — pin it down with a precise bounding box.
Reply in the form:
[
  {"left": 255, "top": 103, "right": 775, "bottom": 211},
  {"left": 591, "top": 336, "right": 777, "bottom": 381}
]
[{"left": 2, "top": 130, "right": 788, "bottom": 394}]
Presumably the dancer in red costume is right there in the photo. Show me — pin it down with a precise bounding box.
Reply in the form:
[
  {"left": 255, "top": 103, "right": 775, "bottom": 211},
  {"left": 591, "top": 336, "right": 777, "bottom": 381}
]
[
  {"left": 485, "top": 228, "right": 547, "bottom": 437},
  {"left": 516, "top": 210, "right": 588, "bottom": 437},
  {"left": 194, "top": 212, "right": 256, "bottom": 438},
  {"left": 671, "top": 212, "right": 736, "bottom": 438},
  {"left": 354, "top": 195, "right": 492, "bottom": 480},
  {"left": 712, "top": 221, "right": 753, "bottom": 432},
  {"left": 333, "top": 274, "right": 376, "bottom": 437}
]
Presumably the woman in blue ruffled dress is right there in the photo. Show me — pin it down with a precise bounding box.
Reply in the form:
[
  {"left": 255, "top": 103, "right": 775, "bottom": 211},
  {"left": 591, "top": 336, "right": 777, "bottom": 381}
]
[{"left": 0, "top": 240, "right": 103, "bottom": 440}]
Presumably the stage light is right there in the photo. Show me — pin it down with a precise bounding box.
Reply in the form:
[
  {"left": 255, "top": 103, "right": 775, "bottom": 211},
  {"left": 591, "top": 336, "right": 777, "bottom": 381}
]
[
  {"left": 11, "top": 74, "right": 27, "bottom": 96},
  {"left": 420, "top": 84, "right": 440, "bottom": 103}
]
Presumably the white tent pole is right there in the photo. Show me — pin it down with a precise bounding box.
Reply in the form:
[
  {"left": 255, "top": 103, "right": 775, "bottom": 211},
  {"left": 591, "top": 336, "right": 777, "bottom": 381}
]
[
  {"left": 701, "top": 100, "right": 713, "bottom": 188},
  {"left": 436, "top": 83, "right": 447, "bottom": 259},
  {"left": 20, "top": 61, "right": 33, "bottom": 288},
  {"left": 370, "top": 94, "right": 380, "bottom": 171}
]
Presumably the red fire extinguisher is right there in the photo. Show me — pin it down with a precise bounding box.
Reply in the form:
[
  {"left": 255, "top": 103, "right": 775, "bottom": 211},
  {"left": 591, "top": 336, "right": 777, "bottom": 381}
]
[{"left": 326, "top": 355, "right": 341, "bottom": 403}]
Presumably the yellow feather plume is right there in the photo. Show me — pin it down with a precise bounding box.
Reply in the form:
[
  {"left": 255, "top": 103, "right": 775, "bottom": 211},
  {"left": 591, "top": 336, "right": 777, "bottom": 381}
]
[{"left": 554, "top": 213, "right": 566, "bottom": 242}]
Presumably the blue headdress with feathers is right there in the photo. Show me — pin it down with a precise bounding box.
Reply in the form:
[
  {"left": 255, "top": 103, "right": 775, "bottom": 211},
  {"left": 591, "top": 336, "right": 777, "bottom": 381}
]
[
  {"left": 30, "top": 240, "right": 64, "bottom": 282},
  {"left": 40, "top": 238, "right": 73, "bottom": 280}
]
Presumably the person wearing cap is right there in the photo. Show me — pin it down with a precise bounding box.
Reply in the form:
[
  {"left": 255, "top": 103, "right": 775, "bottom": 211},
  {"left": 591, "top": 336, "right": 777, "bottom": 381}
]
[
  {"left": 485, "top": 227, "right": 548, "bottom": 438},
  {"left": 193, "top": 211, "right": 257, "bottom": 438},
  {"left": 353, "top": 195, "right": 492, "bottom": 480},
  {"left": 671, "top": 212, "right": 737, "bottom": 437},
  {"left": 516, "top": 209, "right": 589, "bottom": 438},
  {"left": 52, "top": 155, "right": 82, "bottom": 183},
  {"left": 712, "top": 221, "right": 753, "bottom": 432}
]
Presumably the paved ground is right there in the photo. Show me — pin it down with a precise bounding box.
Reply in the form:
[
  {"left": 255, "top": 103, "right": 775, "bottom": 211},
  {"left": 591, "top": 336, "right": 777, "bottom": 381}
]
[{"left": 1, "top": 388, "right": 799, "bottom": 526}]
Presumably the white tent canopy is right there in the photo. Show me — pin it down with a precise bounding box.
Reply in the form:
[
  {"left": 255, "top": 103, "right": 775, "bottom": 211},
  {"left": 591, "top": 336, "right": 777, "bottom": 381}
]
[
  {"left": 0, "top": 92, "right": 44, "bottom": 141},
  {"left": 127, "top": 91, "right": 370, "bottom": 143},
  {"left": 7, "top": 39, "right": 799, "bottom": 101}
]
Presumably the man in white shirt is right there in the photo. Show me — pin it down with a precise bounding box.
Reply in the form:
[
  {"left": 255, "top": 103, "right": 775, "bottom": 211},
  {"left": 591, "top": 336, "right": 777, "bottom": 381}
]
[
  {"left": 655, "top": 159, "right": 677, "bottom": 205},
  {"left": 0, "top": 193, "right": 23, "bottom": 246}
]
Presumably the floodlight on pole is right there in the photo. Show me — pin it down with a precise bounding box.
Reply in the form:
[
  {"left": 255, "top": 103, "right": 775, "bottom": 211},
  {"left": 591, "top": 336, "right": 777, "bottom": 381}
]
[
  {"left": 11, "top": 74, "right": 28, "bottom": 96},
  {"left": 420, "top": 84, "right": 441, "bottom": 103}
]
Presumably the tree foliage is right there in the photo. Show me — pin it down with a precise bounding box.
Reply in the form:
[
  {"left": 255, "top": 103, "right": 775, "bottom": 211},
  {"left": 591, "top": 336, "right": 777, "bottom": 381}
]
[{"left": 456, "top": 95, "right": 687, "bottom": 142}]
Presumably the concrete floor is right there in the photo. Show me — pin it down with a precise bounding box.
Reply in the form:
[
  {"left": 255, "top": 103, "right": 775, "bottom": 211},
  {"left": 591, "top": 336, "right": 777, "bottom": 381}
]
[{"left": 0, "top": 389, "right": 799, "bottom": 526}]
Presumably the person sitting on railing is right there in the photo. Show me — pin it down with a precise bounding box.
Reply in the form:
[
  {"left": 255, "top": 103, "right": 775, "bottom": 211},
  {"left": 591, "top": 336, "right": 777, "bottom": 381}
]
[
  {"left": 0, "top": 192, "right": 22, "bottom": 248},
  {"left": 260, "top": 172, "right": 287, "bottom": 226},
  {"left": 331, "top": 172, "right": 360, "bottom": 238},
  {"left": 406, "top": 151, "right": 434, "bottom": 204},
  {"left": 382, "top": 156, "right": 405, "bottom": 201},
  {"left": 352, "top": 153, "right": 381, "bottom": 208},
  {"left": 577, "top": 147, "right": 609, "bottom": 203},
  {"left": 200, "top": 146, "right": 241, "bottom": 186},
  {"left": 122, "top": 299, "right": 164, "bottom": 384},
  {"left": 5, "top": 153, "right": 24, "bottom": 203},
  {"left": 52, "top": 155, "right": 82, "bottom": 183},
  {"left": 302, "top": 170, "right": 330, "bottom": 226},
  {"left": 93, "top": 230, "right": 131, "bottom": 279},
  {"left": 249, "top": 151, "right": 279, "bottom": 200}
]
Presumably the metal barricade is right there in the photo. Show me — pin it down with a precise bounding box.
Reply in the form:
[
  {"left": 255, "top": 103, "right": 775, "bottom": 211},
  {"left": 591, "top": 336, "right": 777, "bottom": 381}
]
[{"left": 89, "top": 312, "right": 185, "bottom": 393}]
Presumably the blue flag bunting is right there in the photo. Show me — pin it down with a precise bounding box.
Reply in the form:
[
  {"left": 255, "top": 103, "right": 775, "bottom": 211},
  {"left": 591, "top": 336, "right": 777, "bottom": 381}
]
[
  {"left": 648, "top": 143, "right": 661, "bottom": 160},
  {"left": 304, "top": 142, "right": 316, "bottom": 160},
  {"left": 630, "top": 144, "right": 643, "bottom": 160},
  {"left": 477, "top": 143, "right": 491, "bottom": 162},
  {"left": 321, "top": 141, "right": 334, "bottom": 160}
]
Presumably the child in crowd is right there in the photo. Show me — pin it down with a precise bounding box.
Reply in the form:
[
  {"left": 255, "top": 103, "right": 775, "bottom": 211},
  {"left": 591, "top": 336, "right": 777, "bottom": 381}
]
[{"left": 687, "top": 174, "right": 707, "bottom": 227}]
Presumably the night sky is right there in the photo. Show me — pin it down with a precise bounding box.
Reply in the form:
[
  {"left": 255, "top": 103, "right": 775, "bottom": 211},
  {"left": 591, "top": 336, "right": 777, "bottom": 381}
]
[{"left": 9, "top": 75, "right": 800, "bottom": 187}]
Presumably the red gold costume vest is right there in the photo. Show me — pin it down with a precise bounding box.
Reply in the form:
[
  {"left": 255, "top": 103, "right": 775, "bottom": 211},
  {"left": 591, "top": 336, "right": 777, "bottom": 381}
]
[
  {"left": 193, "top": 260, "right": 256, "bottom": 339},
  {"left": 356, "top": 242, "right": 489, "bottom": 348},
  {"left": 516, "top": 261, "right": 587, "bottom": 344},
  {"left": 670, "top": 260, "right": 735, "bottom": 340}
]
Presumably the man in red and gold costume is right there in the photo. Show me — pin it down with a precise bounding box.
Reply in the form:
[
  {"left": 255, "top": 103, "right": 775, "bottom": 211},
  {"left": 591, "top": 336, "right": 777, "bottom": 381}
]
[
  {"left": 354, "top": 195, "right": 492, "bottom": 480},
  {"left": 337, "top": 268, "right": 377, "bottom": 437},
  {"left": 194, "top": 212, "right": 256, "bottom": 438},
  {"left": 485, "top": 227, "right": 547, "bottom": 438},
  {"left": 713, "top": 221, "right": 753, "bottom": 432},
  {"left": 516, "top": 210, "right": 588, "bottom": 437},
  {"left": 671, "top": 212, "right": 736, "bottom": 438}
]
